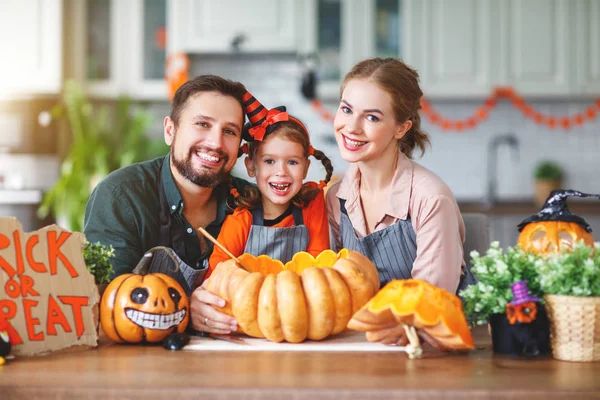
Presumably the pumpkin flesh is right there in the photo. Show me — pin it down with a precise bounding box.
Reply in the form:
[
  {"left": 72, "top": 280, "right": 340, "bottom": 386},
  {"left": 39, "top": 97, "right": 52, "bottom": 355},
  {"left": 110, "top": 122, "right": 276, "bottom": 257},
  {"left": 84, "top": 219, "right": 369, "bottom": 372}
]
[{"left": 347, "top": 279, "right": 474, "bottom": 352}]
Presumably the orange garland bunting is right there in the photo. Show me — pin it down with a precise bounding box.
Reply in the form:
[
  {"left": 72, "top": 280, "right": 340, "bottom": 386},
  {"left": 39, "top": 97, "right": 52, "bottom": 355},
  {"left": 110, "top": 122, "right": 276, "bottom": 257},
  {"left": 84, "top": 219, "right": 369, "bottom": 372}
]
[{"left": 309, "top": 87, "right": 600, "bottom": 131}]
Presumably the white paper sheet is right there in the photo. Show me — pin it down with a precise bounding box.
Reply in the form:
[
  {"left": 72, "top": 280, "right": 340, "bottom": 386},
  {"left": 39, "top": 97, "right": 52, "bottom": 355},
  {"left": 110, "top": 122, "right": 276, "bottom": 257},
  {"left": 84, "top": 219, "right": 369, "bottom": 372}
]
[{"left": 183, "top": 330, "right": 408, "bottom": 352}]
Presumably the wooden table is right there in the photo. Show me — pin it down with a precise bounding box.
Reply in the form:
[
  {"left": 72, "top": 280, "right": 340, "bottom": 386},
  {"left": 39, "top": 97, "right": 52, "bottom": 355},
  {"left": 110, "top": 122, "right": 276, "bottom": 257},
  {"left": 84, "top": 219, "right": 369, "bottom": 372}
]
[{"left": 1, "top": 327, "right": 599, "bottom": 400}]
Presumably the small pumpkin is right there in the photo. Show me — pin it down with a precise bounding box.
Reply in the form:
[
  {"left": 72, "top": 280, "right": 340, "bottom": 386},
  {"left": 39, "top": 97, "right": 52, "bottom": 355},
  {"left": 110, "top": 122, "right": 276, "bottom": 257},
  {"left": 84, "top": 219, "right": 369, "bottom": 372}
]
[
  {"left": 205, "top": 249, "right": 380, "bottom": 343},
  {"left": 100, "top": 273, "right": 189, "bottom": 343},
  {"left": 517, "top": 190, "right": 599, "bottom": 254},
  {"left": 347, "top": 279, "right": 474, "bottom": 355}
]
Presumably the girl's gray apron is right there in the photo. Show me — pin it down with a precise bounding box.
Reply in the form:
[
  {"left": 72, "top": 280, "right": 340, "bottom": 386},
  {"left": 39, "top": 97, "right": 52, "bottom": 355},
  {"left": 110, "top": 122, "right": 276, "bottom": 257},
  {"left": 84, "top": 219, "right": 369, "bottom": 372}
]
[
  {"left": 131, "top": 169, "right": 208, "bottom": 296},
  {"left": 338, "top": 199, "right": 476, "bottom": 294},
  {"left": 244, "top": 206, "right": 309, "bottom": 263}
]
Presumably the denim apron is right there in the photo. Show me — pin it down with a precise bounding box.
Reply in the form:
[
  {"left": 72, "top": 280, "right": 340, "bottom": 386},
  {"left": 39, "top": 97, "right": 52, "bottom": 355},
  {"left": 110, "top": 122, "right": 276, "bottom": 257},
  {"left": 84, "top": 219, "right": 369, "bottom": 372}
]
[{"left": 244, "top": 206, "right": 309, "bottom": 264}]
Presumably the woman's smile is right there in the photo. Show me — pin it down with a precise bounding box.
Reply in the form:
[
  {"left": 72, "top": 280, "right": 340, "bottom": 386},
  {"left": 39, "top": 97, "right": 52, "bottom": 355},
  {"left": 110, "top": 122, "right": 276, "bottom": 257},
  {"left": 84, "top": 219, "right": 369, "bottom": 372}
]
[{"left": 341, "top": 134, "right": 368, "bottom": 151}]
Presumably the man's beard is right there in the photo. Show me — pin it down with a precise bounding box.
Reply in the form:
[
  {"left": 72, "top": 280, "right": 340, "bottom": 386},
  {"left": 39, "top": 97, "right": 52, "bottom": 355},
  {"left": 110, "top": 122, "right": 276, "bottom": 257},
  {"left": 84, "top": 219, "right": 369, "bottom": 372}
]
[{"left": 171, "top": 146, "right": 230, "bottom": 188}]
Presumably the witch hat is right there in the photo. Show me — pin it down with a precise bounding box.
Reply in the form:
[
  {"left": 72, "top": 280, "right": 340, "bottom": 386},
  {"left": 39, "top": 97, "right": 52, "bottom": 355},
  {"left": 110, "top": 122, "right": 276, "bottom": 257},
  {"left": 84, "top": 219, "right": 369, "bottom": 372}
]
[
  {"left": 241, "top": 92, "right": 308, "bottom": 143},
  {"left": 509, "top": 280, "right": 539, "bottom": 305},
  {"left": 517, "top": 190, "right": 600, "bottom": 232}
]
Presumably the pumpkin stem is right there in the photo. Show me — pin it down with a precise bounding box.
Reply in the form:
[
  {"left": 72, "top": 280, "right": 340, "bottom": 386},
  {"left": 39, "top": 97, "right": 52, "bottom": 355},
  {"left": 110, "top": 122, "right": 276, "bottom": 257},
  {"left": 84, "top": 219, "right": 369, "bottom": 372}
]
[
  {"left": 132, "top": 246, "right": 181, "bottom": 276},
  {"left": 398, "top": 324, "right": 422, "bottom": 359}
]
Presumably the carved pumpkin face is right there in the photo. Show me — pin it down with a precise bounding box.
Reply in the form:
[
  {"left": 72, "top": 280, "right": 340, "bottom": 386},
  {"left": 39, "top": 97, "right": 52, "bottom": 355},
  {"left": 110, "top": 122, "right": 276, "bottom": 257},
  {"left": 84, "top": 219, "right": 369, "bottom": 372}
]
[
  {"left": 506, "top": 302, "right": 538, "bottom": 325},
  {"left": 517, "top": 221, "right": 594, "bottom": 254},
  {"left": 100, "top": 273, "right": 189, "bottom": 343}
]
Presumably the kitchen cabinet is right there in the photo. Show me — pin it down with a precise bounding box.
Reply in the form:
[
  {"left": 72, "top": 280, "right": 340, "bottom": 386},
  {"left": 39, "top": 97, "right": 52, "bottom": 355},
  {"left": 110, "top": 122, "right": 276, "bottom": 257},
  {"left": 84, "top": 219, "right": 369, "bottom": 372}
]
[
  {"left": 70, "top": 0, "right": 168, "bottom": 100},
  {"left": 574, "top": 0, "right": 600, "bottom": 95},
  {"left": 403, "top": 0, "right": 494, "bottom": 97},
  {"left": 302, "top": 0, "right": 403, "bottom": 99},
  {"left": 0, "top": 0, "right": 63, "bottom": 97},
  {"left": 404, "top": 0, "right": 572, "bottom": 97},
  {"left": 499, "top": 0, "right": 570, "bottom": 95},
  {"left": 168, "top": 0, "right": 298, "bottom": 53}
]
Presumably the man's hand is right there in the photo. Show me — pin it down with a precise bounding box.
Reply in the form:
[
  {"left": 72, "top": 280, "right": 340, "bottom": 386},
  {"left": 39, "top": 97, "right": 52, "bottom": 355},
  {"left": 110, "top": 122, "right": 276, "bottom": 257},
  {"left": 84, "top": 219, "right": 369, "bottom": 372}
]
[{"left": 189, "top": 282, "right": 238, "bottom": 334}]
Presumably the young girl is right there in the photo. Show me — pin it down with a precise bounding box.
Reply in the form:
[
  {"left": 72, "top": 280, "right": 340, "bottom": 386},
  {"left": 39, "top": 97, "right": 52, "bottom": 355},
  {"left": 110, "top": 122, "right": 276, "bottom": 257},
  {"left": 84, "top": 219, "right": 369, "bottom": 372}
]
[
  {"left": 326, "top": 57, "right": 472, "bottom": 294},
  {"left": 206, "top": 93, "right": 334, "bottom": 277}
]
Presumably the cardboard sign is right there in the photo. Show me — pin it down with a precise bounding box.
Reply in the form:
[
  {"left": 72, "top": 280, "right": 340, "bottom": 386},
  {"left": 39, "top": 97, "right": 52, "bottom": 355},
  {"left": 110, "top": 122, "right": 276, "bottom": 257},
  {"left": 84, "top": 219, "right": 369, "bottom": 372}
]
[{"left": 0, "top": 217, "right": 99, "bottom": 356}]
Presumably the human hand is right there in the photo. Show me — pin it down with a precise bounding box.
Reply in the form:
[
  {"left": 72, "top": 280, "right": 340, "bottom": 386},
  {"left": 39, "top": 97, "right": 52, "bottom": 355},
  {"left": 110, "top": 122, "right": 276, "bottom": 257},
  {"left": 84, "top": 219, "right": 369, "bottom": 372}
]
[
  {"left": 189, "top": 282, "right": 238, "bottom": 334},
  {"left": 365, "top": 324, "right": 409, "bottom": 346}
]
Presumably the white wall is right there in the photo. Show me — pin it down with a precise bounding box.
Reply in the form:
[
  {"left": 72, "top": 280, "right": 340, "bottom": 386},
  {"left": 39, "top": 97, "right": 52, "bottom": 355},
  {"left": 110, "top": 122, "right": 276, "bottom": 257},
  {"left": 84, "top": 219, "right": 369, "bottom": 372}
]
[{"left": 150, "top": 53, "right": 600, "bottom": 201}]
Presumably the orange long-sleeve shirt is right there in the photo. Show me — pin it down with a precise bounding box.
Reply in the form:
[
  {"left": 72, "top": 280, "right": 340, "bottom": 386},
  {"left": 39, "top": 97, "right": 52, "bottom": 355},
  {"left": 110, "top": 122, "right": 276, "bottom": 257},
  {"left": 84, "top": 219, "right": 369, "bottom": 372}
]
[{"left": 205, "top": 185, "right": 330, "bottom": 280}]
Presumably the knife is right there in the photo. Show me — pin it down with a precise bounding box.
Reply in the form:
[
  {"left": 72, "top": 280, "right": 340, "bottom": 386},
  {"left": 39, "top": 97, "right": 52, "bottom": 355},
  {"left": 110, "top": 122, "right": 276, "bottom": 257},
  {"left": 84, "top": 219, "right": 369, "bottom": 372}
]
[{"left": 188, "top": 329, "right": 249, "bottom": 345}]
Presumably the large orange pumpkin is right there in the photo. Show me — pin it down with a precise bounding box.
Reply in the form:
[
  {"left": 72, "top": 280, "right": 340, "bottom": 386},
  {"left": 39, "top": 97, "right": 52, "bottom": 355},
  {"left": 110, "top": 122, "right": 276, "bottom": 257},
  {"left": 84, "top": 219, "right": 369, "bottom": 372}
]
[
  {"left": 204, "top": 249, "right": 380, "bottom": 343},
  {"left": 347, "top": 279, "right": 474, "bottom": 356},
  {"left": 100, "top": 273, "right": 189, "bottom": 343},
  {"left": 517, "top": 190, "right": 598, "bottom": 254}
]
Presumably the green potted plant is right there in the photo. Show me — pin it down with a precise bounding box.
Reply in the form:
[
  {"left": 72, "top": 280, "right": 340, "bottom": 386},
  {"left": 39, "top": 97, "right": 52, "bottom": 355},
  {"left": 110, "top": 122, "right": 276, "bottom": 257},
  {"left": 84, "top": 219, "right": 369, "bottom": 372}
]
[
  {"left": 460, "top": 242, "right": 543, "bottom": 325},
  {"left": 37, "top": 80, "right": 169, "bottom": 232},
  {"left": 460, "top": 242, "right": 551, "bottom": 355},
  {"left": 83, "top": 240, "right": 115, "bottom": 296},
  {"left": 534, "top": 161, "right": 564, "bottom": 207},
  {"left": 536, "top": 241, "right": 600, "bottom": 362}
]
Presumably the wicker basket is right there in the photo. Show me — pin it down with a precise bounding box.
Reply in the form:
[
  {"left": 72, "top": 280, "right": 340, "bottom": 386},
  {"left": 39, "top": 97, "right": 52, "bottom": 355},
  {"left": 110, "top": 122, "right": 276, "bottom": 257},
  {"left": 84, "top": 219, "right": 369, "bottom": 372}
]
[{"left": 544, "top": 294, "right": 600, "bottom": 362}]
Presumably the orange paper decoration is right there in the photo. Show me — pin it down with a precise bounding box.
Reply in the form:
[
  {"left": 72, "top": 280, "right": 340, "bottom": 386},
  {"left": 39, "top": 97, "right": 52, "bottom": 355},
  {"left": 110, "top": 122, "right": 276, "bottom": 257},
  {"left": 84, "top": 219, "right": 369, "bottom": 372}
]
[
  {"left": 165, "top": 52, "right": 190, "bottom": 100},
  {"left": 309, "top": 86, "right": 600, "bottom": 132}
]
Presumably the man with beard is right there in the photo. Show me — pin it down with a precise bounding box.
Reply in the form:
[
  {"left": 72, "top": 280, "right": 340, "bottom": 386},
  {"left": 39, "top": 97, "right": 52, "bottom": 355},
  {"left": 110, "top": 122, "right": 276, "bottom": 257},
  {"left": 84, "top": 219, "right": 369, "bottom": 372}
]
[{"left": 83, "top": 75, "right": 251, "bottom": 315}]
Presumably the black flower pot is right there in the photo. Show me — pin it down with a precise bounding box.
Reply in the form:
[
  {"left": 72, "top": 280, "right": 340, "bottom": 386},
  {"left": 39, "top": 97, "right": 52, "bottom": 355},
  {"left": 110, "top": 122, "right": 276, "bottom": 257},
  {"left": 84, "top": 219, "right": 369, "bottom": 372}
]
[{"left": 488, "top": 304, "right": 551, "bottom": 357}]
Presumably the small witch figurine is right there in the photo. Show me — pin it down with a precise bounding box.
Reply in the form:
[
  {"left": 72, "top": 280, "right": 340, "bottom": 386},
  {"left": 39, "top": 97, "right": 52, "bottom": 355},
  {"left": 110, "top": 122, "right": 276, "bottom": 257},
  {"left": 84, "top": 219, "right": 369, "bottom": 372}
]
[
  {"left": 517, "top": 189, "right": 600, "bottom": 254},
  {"left": 490, "top": 280, "right": 550, "bottom": 357}
]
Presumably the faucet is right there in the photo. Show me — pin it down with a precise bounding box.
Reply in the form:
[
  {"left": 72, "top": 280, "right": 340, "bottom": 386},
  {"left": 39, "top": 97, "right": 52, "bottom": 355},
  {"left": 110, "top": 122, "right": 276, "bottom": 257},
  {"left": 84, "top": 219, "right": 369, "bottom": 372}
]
[{"left": 485, "top": 133, "right": 520, "bottom": 208}]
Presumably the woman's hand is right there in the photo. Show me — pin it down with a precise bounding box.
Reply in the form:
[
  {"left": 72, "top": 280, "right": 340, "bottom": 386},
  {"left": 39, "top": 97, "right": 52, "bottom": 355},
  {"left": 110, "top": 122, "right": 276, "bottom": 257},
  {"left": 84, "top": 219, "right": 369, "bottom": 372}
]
[{"left": 189, "top": 282, "right": 238, "bottom": 334}]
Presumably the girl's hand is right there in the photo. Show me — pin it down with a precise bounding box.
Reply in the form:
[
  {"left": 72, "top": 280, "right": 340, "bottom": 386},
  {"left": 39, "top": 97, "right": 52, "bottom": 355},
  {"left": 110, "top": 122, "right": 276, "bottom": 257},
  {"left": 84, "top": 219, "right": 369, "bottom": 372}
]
[{"left": 189, "top": 282, "right": 238, "bottom": 334}]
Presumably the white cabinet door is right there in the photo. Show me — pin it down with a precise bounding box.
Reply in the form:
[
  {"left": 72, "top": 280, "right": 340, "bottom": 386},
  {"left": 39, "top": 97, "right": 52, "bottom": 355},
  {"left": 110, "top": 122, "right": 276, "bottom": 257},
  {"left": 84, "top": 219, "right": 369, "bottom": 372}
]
[
  {"left": 126, "top": 0, "right": 168, "bottom": 100},
  {"left": 404, "top": 0, "right": 494, "bottom": 97},
  {"left": 574, "top": 0, "right": 600, "bottom": 95},
  {"left": 501, "top": 0, "right": 571, "bottom": 95},
  {"left": 0, "top": 0, "right": 62, "bottom": 96},
  {"left": 169, "top": 0, "right": 297, "bottom": 53},
  {"left": 68, "top": 0, "right": 169, "bottom": 100}
]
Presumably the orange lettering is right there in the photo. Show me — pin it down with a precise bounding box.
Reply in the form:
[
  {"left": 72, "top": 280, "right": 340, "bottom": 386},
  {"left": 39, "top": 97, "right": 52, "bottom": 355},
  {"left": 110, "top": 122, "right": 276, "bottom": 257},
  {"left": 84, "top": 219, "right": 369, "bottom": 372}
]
[
  {"left": 48, "top": 231, "right": 78, "bottom": 278},
  {"left": 0, "top": 299, "right": 22, "bottom": 345},
  {"left": 20, "top": 275, "right": 39, "bottom": 297},
  {"left": 0, "top": 233, "right": 15, "bottom": 278},
  {"left": 4, "top": 279, "right": 20, "bottom": 298},
  {"left": 23, "top": 299, "right": 44, "bottom": 341},
  {"left": 46, "top": 295, "right": 71, "bottom": 336},
  {"left": 13, "top": 230, "right": 24, "bottom": 276},
  {"left": 26, "top": 235, "right": 46, "bottom": 273},
  {"left": 58, "top": 296, "right": 88, "bottom": 338}
]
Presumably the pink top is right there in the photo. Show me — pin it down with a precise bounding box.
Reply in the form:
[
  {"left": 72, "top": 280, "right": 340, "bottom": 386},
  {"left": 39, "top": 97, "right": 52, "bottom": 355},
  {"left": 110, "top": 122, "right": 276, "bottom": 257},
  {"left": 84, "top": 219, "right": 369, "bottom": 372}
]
[{"left": 326, "top": 150, "right": 465, "bottom": 293}]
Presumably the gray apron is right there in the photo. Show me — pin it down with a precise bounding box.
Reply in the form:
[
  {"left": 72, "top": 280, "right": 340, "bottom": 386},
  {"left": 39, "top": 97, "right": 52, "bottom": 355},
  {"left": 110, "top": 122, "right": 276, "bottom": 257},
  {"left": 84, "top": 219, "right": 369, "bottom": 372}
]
[
  {"left": 132, "top": 246, "right": 203, "bottom": 295},
  {"left": 136, "top": 167, "right": 208, "bottom": 296},
  {"left": 244, "top": 206, "right": 309, "bottom": 264},
  {"left": 339, "top": 199, "right": 417, "bottom": 288},
  {"left": 338, "top": 199, "right": 476, "bottom": 294}
]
